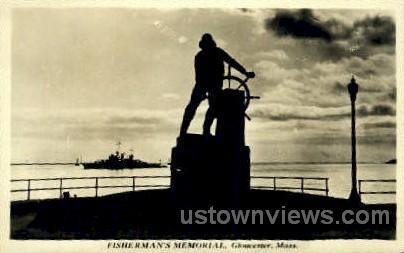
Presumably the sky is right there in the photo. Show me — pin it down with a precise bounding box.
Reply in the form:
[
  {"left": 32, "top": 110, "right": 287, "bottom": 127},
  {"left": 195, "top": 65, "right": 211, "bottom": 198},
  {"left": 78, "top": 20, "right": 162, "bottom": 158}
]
[{"left": 11, "top": 8, "right": 396, "bottom": 163}]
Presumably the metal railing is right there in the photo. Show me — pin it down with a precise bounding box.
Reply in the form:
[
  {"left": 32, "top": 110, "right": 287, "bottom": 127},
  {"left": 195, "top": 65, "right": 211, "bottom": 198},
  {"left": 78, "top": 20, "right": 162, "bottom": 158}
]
[
  {"left": 11, "top": 175, "right": 330, "bottom": 200},
  {"left": 11, "top": 176, "right": 170, "bottom": 200},
  {"left": 251, "top": 176, "right": 329, "bottom": 196},
  {"left": 358, "top": 179, "right": 396, "bottom": 199}
]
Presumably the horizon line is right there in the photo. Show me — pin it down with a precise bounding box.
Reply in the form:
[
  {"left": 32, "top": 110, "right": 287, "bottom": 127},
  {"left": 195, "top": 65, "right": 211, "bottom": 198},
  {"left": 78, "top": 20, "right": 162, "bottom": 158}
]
[{"left": 10, "top": 160, "right": 395, "bottom": 166}]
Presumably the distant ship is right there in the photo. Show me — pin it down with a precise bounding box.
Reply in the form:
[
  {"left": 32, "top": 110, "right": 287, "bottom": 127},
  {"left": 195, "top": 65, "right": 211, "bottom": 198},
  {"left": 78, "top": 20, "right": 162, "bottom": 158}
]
[
  {"left": 385, "top": 159, "right": 396, "bottom": 164},
  {"left": 82, "top": 150, "right": 166, "bottom": 170}
]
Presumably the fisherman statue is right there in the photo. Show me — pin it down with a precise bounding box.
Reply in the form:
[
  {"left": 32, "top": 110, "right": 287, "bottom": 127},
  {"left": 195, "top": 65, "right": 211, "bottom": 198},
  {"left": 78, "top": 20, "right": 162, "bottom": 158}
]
[
  {"left": 171, "top": 33, "right": 259, "bottom": 205},
  {"left": 179, "top": 33, "right": 255, "bottom": 137}
]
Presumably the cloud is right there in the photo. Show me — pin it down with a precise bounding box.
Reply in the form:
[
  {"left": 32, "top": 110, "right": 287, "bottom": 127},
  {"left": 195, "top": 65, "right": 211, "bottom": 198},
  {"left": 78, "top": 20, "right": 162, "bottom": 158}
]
[
  {"left": 256, "top": 49, "right": 289, "bottom": 61},
  {"left": 265, "top": 9, "right": 395, "bottom": 46},
  {"left": 249, "top": 103, "right": 347, "bottom": 121},
  {"left": 362, "top": 121, "right": 396, "bottom": 129},
  {"left": 266, "top": 9, "right": 332, "bottom": 42},
  {"left": 388, "top": 88, "right": 396, "bottom": 100},
  {"left": 238, "top": 8, "right": 253, "bottom": 14},
  {"left": 295, "top": 132, "right": 395, "bottom": 146},
  {"left": 249, "top": 103, "right": 395, "bottom": 121},
  {"left": 12, "top": 108, "right": 182, "bottom": 141},
  {"left": 333, "top": 80, "right": 392, "bottom": 95},
  {"left": 352, "top": 15, "right": 395, "bottom": 46},
  {"left": 254, "top": 60, "right": 300, "bottom": 84},
  {"left": 255, "top": 52, "right": 395, "bottom": 112},
  {"left": 357, "top": 104, "right": 395, "bottom": 117}
]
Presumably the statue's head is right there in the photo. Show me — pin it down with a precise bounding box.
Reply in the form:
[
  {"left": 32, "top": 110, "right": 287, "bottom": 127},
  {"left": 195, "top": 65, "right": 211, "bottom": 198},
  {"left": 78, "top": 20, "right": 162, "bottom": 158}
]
[{"left": 199, "top": 33, "right": 217, "bottom": 50}]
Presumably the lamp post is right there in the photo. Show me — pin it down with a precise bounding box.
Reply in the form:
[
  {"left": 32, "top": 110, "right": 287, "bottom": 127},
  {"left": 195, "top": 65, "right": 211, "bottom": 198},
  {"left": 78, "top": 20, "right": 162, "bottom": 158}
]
[{"left": 347, "top": 76, "right": 361, "bottom": 203}]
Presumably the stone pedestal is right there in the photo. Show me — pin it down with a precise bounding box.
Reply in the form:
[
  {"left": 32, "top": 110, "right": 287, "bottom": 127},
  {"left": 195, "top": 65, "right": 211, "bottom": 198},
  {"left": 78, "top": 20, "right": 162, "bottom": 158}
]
[
  {"left": 170, "top": 89, "right": 250, "bottom": 205},
  {"left": 215, "top": 89, "right": 246, "bottom": 148}
]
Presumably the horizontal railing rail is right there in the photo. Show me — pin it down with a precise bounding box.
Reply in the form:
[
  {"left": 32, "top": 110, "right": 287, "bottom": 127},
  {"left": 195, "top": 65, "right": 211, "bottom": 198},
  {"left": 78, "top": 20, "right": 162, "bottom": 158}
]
[
  {"left": 11, "top": 176, "right": 170, "bottom": 200},
  {"left": 358, "top": 179, "right": 396, "bottom": 198},
  {"left": 11, "top": 175, "right": 329, "bottom": 200},
  {"left": 251, "top": 176, "right": 329, "bottom": 196},
  {"left": 11, "top": 175, "right": 169, "bottom": 182}
]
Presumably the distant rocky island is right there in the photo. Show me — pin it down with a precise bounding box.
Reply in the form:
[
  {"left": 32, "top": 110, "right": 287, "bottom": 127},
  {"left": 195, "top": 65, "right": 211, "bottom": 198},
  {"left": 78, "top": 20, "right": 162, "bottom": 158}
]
[{"left": 385, "top": 159, "right": 396, "bottom": 164}]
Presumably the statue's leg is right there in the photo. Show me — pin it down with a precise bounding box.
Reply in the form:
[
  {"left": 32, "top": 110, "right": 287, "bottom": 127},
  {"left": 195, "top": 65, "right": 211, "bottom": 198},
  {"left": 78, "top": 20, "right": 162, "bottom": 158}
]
[
  {"left": 202, "top": 108, "right": 215, "bottom": 136},
  {"left": 179, "top": 86, "right": 205, "bottom": 136},
  {"left": 202, "top": 91, "right": 219, "bottom": 136}
]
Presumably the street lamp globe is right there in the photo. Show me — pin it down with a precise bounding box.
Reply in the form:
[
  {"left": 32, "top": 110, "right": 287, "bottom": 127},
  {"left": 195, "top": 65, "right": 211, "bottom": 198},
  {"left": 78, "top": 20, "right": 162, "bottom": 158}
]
[{"left": 348, "top": 75, "right": 359, "bottom": 102}]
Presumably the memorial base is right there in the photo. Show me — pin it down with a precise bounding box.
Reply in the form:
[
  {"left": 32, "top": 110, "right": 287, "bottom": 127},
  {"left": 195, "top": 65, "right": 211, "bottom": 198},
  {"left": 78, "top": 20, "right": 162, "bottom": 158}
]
[{"left": 170, "top": 134, "right": 250, "bottom": 206}]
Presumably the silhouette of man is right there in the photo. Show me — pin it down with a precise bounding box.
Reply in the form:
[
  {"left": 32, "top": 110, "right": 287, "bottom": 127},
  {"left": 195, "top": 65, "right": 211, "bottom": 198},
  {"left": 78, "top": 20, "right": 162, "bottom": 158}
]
[{"left": 179, "top": 33, "right": 255, "bottom": 136}]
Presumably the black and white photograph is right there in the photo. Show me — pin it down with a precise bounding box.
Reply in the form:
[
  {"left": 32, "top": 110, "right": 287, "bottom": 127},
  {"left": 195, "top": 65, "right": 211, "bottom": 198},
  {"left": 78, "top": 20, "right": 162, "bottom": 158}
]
[{"left": 0, "top": 1, "right": 403, "bottom": 252}]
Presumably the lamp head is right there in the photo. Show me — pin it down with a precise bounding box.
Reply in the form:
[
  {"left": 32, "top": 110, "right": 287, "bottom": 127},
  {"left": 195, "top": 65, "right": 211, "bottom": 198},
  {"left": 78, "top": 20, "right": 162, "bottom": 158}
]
[{"left": 347, "top": 75, "right": 359, "bottom": 101}]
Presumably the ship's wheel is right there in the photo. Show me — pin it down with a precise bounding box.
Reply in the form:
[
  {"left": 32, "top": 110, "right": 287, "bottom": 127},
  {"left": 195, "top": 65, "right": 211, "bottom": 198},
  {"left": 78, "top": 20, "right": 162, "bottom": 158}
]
[{"left": 222, "top": 68, "right": 260, "bottom": 120}]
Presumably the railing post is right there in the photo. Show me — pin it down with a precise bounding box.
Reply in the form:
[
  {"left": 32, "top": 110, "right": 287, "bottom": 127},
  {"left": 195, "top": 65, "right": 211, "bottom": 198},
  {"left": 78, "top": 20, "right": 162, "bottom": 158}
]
[
  {"left": 95, "top": 177, "right": 98, "bottom": 197},
  {"left": 132, "top": 176, "right": 135, "bottom": 191},
  {"left": 59, "top": 178, "right": 63, "bottom": 198},
  {"left": 300, "top": 178, "right": 304, "bottom": 193},
  {"left": 325, "top": 178, "right": 329, "bottom": 197},
  {"left": 27, "top": 179, "right": 31, "bottom": 200},
  {"left": 273, "top": 177, "right": 276, "bottom": 191},
  {"left": 358, "top": 180, "right": 362, "bottom": 199}
]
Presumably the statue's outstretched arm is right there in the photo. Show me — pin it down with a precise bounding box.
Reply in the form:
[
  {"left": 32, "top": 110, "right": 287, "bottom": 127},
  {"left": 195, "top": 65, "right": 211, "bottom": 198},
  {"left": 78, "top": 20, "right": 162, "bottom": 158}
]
[{"left": 219, "top": 48, "right": 247, "bottom": 75}]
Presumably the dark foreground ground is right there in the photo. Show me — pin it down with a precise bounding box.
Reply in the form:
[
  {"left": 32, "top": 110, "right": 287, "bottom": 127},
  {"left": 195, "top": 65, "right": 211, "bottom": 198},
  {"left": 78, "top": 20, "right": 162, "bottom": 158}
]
[{"left": 11, "top": 189, "right": 395, "bottom": 240}]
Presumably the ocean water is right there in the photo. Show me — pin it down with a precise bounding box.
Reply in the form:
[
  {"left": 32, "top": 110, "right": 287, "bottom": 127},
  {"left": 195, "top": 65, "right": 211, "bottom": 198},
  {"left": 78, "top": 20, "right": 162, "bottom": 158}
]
[{"left": 11, "top": 163, "right": 396, "bottom": 204}]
